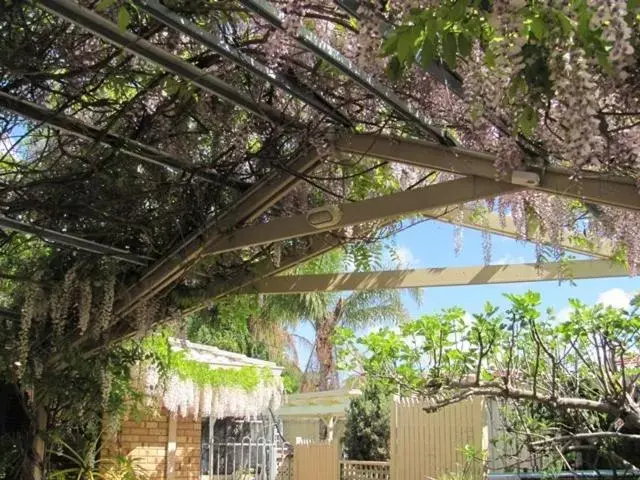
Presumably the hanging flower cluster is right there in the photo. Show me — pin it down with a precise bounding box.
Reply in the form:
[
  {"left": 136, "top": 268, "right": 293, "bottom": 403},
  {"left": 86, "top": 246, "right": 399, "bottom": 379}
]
[
  {"left": 138, "top": 334, "right": 284, "bottom": 420},
  {"left": 154, "top": 372, "right": 283, "bottom": 420}
]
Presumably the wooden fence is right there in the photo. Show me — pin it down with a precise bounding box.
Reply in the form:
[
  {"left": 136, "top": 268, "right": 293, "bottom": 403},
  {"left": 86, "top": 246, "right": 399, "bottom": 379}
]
[
  {"left": 293, "top": 441, "right": 340, "bottom": 480},
  {"left": 390, "top": 397, "right": 487, "bottom": 480},
  {"left": 341, "top": 460, "right": 390, "bottom": 480},
  {"left": 288, "top": 398, "right": 486, "bottom": 480}
]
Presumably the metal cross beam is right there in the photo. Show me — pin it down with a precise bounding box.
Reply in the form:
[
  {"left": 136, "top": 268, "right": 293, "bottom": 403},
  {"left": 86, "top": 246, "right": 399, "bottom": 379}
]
[
  {"left": 244, "top": 259, "right": 628, "bottom": 294},
  {"left": 0, "top": 215, "right": 152, "bottom": 266},
  {"left": 38, "top": 0, "right": 292, "bottom": 126},
  {"left": 204, "top": 177, "right": 520, "bottom": 256},
  {"left": 337, "top": 134, "right": 640, "bottom": 211},
  {"left": 238, "top": 0, "right": 451, "bottom": 144},
  {"left": 424, "top": 207, "right": 614, "bottom": 259},
  {"left": 135, "top": 0, "right": 351, "bottom": 127},
  {"left": 0, "top": 91, "right": 241, "bottom": 188},
  {"left": 101, "top": 174, "right": 515, "bottom": 344}
]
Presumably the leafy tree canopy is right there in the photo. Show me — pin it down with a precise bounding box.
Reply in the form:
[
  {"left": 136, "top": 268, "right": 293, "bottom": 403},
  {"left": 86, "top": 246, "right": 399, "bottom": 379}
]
[{"left": 337, "top": 292, "right": 640, "bottom": 470}]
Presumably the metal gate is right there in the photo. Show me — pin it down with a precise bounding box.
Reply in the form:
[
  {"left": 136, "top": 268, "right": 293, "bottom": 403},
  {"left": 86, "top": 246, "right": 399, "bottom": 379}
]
[{"left": 201, "top": 416, "right": 286, "bottom": 480}]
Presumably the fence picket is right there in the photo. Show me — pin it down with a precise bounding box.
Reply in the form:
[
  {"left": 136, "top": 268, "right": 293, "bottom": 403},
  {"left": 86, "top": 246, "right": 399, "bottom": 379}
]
[{"left": 389, "top": 397, "right": 485, "bottom": 480}]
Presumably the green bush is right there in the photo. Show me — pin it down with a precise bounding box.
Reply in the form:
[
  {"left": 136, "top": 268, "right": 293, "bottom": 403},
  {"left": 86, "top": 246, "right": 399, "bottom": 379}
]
[{"left": 342, "top": 384, "right": 390, "bottom": 461}]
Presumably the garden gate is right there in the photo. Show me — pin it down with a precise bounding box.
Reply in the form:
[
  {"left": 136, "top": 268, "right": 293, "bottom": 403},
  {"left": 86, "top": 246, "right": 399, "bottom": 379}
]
[{"left": 202, "top": 415, "right": 286, "bottom": 480}]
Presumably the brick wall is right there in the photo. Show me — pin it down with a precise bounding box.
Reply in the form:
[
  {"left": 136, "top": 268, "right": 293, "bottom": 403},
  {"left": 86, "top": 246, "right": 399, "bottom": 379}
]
[
  {"left": 103, "top": 410, "right": 202, "bottom": 480},
  {"left": 174, "top": 416, "right": 201, "bottom": 480}
]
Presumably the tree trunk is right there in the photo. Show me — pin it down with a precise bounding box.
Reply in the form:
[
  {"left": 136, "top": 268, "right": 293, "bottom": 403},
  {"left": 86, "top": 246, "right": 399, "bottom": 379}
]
[
  {"left": 316, "top": 316, "right": 335, "bottom": 391},
  {"left": 32, "top": 405, "right": 47, "bottom": 480}
]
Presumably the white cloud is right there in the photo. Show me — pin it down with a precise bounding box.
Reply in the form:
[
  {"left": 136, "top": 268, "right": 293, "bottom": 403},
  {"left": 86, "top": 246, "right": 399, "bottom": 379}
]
[
  {"left": 556, "top": 306, "right": 572, "bottom": 323},
  {"left": 554, "top": 288, "right": 634, "bottom": 325},
  {"left": 494, "top": 254, "right": 526, "bottom": 265},
  {"left": 596, "top": 288, "right": 633, "bottom": 309},
  {"left": 393, "top": 245, "right": 419, "bottom": 268}
]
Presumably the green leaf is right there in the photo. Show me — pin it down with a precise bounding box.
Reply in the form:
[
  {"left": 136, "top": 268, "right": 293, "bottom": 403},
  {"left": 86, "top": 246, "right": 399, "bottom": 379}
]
[
  {"left": 457, "top": 34, "right": 472, "bottom": 57},
  {"left": 450, "top": 0, "right": 467, "bottom": 20},
  {"left": 117, "top": 6, "right": 131, "bottom": 31},
  {"left": 396, "top": 31, "right": 416, "bottom": 63},
  {"left": 529, "top": 17, "right": 545, "bottom": 40},
  {"left": 519, "top": 105, "right": 539, "bottom": 136},
  {"left": 419, "top": 36, "right": 435, "bottom": 68},
  {"left": 442, "top": 32, "right": 458, "bottom": 68},
  {"left": 95, "top": 0, "right": 116, "bottom": 11},
  {"left": 382, "top": 34, "right": 399, "bottom": 57},
  {"left": 387, "top": 56, "right": 403, "bottom": 81}
]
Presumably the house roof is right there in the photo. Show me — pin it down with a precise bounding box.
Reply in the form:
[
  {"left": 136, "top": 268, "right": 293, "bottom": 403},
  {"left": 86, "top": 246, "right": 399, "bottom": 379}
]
[
  {"left": 277, "top": 389, "right": 362, "bottom": 419},
  {"left": 168, "top": 338, "right": 284, "bottom": 374}
]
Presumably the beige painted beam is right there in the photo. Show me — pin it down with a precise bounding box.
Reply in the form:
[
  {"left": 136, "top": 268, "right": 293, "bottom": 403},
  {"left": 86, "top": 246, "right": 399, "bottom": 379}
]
[
  {"left": 115, "top": 147, "right": 320, "bottom": 317},
  {"left": 166, "top": 413, "right": 177, "bottom": 480},
  {"left": 337, "top": 134, "right": 640, "bottom": 211},
  {"left": 206, "top": 177, "right": 520, "bottom": 255},
  {"left": 425, "top": 207, "right": 614, "bottom": 259},
  {"left": 245, "top": 259, "right": 628, "bottom": 294}
]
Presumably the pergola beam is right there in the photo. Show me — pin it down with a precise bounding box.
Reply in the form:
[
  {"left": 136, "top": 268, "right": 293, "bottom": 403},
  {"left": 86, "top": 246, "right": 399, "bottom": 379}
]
[
  {"left": 116, "top": 147, "right": 321, "bottom": 317},
  {"left": 38, "top": 0, "right": 290, "bottom": 125},
  {"left": 245, "top": 259, "right": 628, "bottom": 294},
  {"left": 333, "top": 0, "right": 464, "bottom": 97},
  {"left": 337, "top": 134, "right": 640, "bottom": 211},
  {"left": 424, "top": 207, "right": 614, "bottom": 259},
  {"left": 205, "top": 177, "right": 520, "bottom": 255},
  {"left": 135, "top": 0, "right": 350, "bottom": 126},
  {"left": 238, "top": 0, "right": 450, "bottom": 144},
  {"left": 0, "top": 215, "right": 152, "bottom": 266},
  {"left": 0, "top": 91, "right": 241, "bottom": 187}
]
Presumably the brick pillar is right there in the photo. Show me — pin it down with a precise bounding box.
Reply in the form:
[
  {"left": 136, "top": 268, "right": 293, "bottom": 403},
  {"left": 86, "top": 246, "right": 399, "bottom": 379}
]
[{"left": 104, "top": 409, "right": 202, "bottom": 480}]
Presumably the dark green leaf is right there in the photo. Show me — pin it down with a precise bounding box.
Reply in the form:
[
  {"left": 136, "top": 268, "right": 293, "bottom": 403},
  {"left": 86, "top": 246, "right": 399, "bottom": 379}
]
[
  {"left": 519, "top": 105, "right": 539, "bottom": 136},
  {"left": 382, "top": 34, "right": 399, "bottom": 57},
  {"left": 397, "top": 26, "right": 423, "bottom": 64},
  {"left": 386, "top": 56, "right": 403, "bottom": 81},
  {"left": 442, "top": 32, "right": 458, "bottom": 68},
  {"left": 457, "top": 34, "right": 472, "bottom": 57},
  {"left": 450, "top": 0, "right": 467, "bottom": 20},
  {"left": 419, "top": 36, "right": 435, "bottom": 68}
]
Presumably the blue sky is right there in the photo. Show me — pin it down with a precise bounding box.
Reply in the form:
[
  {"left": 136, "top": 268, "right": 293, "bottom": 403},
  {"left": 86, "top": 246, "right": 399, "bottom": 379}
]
[{"left": 293, "top": 219, "right": 640, "bottom": 370}]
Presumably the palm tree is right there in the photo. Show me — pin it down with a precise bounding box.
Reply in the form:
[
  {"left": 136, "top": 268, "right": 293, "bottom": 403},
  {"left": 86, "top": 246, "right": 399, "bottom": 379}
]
[{"left": 265, "top": 251, "right": 421, "bottom": 391}]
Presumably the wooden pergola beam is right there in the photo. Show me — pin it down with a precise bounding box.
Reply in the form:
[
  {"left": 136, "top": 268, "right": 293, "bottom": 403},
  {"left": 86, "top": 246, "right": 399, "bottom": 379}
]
[
  {"left": 245, "top": 259, "right": 627, "bottom": 294},
  {"left": 115, "top": 147, "right": 320, "bottom": 317},
  {"left": 205, "top": 177, "right": 520, "bottom": 255},
  {"left": 424, "top": 207, "right": 614, "bottom": 259},
  {"left": 337, "top": 134, "right": 640, "bottom": 211}
]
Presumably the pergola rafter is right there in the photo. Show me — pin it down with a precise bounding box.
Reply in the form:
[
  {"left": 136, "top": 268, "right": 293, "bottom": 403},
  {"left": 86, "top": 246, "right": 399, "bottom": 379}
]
[
  {"left": 204, "top": 177, "right": 520, "bottom": 256},
  {"left": 237, "top": 0, "right": 452, "bottom": 145},
  {"left": 0, "top": 91, "right": 245, "bottom": 187},
  {"left": 337, "top": 134, "right": 640, "bottom": 211},
  {"left": 244, "top": 259, "right": 628, "bottom": 294},
  {"left": 134, "top": 0, "right": 351, "bottom": 127},
  {"left": 37, "top": 0, "right": 292, "bottom": 125},
  {"left": 0, "top": 215, "right": 153, "bottom": 266},
  {"left": 424, "top": 207, "right": 614, "bottom": 259}
]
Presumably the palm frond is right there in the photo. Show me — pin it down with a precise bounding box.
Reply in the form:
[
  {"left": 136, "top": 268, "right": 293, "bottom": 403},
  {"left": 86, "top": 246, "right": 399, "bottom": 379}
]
[{"left": 341, "top": 289, "right": 409, "bottom": 328}]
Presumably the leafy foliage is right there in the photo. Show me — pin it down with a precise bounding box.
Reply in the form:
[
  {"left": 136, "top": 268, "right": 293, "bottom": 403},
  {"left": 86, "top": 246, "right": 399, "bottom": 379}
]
[
  {"left": 142, "top": 332, "right": 273, "bottom": 391},
  {"left": 342, "top": 384, "right": 391, "bottom": 461},
  {"left": 265, "top": 251, "right": 420, "bottom": 391},
  {"left": 338, "top": 292, "right": 640, "bottom": 469}
]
